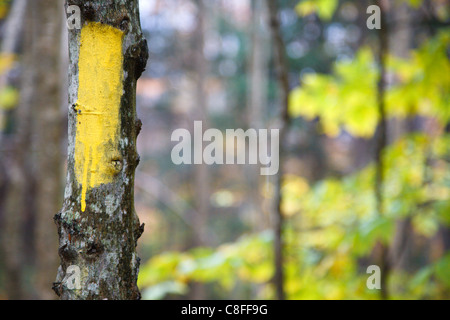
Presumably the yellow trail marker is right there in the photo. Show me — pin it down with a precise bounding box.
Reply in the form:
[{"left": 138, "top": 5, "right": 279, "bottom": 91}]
[{"left": 75, "top": 22, "right": 124, "bottom": 212}]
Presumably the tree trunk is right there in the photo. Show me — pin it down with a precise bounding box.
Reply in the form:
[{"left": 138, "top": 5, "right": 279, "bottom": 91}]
[
  {"left": 31, "top": 0, "right": 64, "bottom": 300},
  {"left": 54, "top": 0, "right": 148, "bottom": 300},
  {"left": 190, "top": 0, "right": 209, "bottom": 299},
  {"left": 388, "top": 2, "right": 414, "bottom": 273},
  {"left": 267, "top": 0, "right": 290, "bottom": 301},
  {"left": 247, "top": 0, "right": 270, "bottom": 232}
]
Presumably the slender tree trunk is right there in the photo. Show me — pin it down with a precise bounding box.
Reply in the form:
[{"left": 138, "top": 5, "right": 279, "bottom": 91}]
[
  {"left": 388, "top": 3, "right": 414, "bottom": 273},
  {"left": 267, "top": 0, "right": 290, "bottom": 301},
  {"left": 374, "top": 0, "right": 390, "bottom": 300},
  {"left": 30, "top": 0, "right": 64, "bottom": 300},
  {"left": 54, "top": 0, "right": 148, "bottom": 300}
]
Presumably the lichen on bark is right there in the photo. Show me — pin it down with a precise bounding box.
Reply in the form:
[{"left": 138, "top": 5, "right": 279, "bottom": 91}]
[{"left": 54, "top": 0, "right": 148, "bottom": 300}]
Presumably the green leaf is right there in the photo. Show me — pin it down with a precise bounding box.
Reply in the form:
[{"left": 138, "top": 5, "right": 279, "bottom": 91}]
[{"left": 0, "top": 86, "right": 18, "bottom": 110}]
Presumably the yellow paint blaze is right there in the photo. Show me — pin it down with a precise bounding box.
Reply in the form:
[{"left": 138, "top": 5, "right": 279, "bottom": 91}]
[{"left": 75, "top": 22, "right": 124, "bottom": 212}]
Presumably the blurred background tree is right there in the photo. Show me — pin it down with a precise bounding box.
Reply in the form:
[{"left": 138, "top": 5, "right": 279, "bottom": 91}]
[{"left": 0, "top": 0, "right": 448, "bottom": 300}]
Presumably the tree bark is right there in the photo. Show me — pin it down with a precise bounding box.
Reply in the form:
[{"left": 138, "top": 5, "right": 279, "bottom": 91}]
[
  {"left": 54, "top": 0, "right": 148, "bottom": 300},
  {"left": 190, "top": 0, "right": 209, "bottom": 299},
  {"left": 31, "top": 0, "right": 64, "bottom": 300},
  {"left": 267, "top": 0, "right": 290, "bottom": 301}
]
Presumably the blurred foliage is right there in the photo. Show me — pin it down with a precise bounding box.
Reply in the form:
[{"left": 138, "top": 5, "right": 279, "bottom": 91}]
[
  {"left": 387, "top": 32, "right": 450, "bottom": 122},
  {"left": 0, "top": 0, "right": 447, "bottom": 301},
  {"left": 0, "top": 53, "right": 15, "bottom": 75},
  {"left": 289, "top": 31, "right": 450, "bottom": 137}
]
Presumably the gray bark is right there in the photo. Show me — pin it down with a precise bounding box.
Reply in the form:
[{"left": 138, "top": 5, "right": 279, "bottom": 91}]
[
  {"left": 32, "top": 0, "right": 64, "bottom": 300},
  {"left": 54, "top": 0, "right": 148, "bottom": 300}
]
